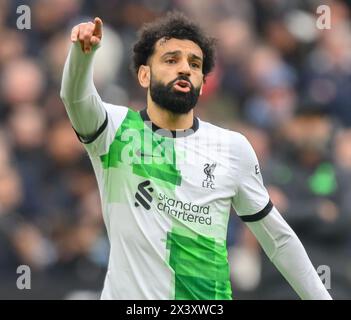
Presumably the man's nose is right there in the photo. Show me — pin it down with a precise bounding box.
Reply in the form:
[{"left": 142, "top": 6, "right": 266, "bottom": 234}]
[{"left": 177, "top": 60, "right": 191, "bottom": 76}]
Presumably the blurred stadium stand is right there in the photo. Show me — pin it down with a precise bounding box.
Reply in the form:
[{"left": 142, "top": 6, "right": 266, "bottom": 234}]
[{"left": 1, "top": 0, "right": 351, "bottom": 299}]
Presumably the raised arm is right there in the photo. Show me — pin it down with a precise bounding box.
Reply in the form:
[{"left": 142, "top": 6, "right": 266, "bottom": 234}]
[{"left": 60, "top": 17, "right": 106, "bottom": 139}]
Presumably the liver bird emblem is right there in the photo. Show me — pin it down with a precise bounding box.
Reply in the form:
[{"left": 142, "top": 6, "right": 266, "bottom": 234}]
[{"left": 204, "top": 163, "right": 217, "bottom": 183}]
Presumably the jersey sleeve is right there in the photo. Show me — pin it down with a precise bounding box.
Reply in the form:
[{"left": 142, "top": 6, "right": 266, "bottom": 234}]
[
  {"left": 74, "top": 103, "right": 128, "bottom": 157},
  {"left": 231, "top": 134, "right": 272, "bottom": 222},
  {"left": 60, "top": 42, "right": 129, "bottom": 157}
]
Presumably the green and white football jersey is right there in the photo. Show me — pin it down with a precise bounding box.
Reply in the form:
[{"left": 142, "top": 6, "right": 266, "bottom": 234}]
[{"left": 77, "top": 104, "right": 271, "bottom": 300}]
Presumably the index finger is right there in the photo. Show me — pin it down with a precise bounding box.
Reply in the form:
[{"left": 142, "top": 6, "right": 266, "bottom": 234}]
[{"left": 93, "top": 17, "right": 103, "bottom": 36}]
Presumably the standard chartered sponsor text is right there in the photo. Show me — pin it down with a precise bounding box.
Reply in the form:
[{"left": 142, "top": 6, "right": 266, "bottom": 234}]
[{"left": 157, "top": 193, "right": 212, "bottom": 225}]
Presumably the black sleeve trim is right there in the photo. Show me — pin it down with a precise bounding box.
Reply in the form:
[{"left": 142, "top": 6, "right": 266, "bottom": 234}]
[
  {"left": 240, "top": 200, "right": 274, "bottom": 222},
  {"left": 73, "top": 110, "right": 108, "bottom": 144}
]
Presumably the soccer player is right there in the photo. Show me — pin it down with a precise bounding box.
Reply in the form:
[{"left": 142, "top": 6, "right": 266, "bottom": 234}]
[{"left": 60, "top": 12, "right": 332, "bottom": 300}]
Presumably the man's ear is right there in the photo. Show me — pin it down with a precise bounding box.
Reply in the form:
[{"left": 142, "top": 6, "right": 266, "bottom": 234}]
[
  {"left": 138, "top": 65, "right": 151, "bottom": 88},
  {"left": 199, "top": 79, "right": 204, "bottom": 96}
]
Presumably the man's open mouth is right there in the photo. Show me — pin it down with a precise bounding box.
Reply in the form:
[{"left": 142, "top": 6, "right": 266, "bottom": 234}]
[{"left": 173, "top": 80, "right": 191, "bottom": 93}]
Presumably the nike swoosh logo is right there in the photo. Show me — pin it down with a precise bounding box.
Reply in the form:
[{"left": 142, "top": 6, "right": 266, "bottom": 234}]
[{"left": 135, "top": 149, "right": 163, "bottom": 158}]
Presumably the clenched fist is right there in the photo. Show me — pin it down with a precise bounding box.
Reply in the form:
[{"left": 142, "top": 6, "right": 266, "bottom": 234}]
[{"left": 71, "top": 17, "right": 103, "bottom": 53}]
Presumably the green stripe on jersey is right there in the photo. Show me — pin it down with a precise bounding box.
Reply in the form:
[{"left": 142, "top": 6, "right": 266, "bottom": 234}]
[
  {"left": 100, "top": 109, "right": 182, "bottom": 187},
  {"left": 166, "top": 228, "right": 232, "bottom": 300}
]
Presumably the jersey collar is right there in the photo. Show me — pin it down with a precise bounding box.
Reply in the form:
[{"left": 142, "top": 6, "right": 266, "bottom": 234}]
[{"left": 139, "top": 108, "right": 199, "bottom": 138}]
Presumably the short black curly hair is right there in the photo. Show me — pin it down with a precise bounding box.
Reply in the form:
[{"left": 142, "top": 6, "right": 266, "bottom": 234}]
[{"left": 132, "top": 11, "right": 216, "bottom": 78}]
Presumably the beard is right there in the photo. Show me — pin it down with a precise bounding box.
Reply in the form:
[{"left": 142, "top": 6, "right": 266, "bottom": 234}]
[{"left": 149, "top": 74, "right": 201, "bottom": 114}]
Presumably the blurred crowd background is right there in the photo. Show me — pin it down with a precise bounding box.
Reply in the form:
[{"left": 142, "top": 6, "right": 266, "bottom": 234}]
[{"left": 1, "top": 0, "right": 351, "bottom": 299}]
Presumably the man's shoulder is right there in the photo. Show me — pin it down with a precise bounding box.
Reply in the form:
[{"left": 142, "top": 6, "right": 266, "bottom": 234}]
[
  {"left": 197, "top": 118, "right": 247, "bottom": 144},
  {"left": 99, "top": 104, "right": 144, "bottom": 135},
  {"left": 102, "top": 103, "right": 131, "bottom": 115},
  {"left": 102, "top": 104, "right": 141, "bottom": 124}
]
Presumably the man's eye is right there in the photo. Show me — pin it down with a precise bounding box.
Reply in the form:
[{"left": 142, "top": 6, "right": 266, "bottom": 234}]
[
  {"left": 191, "top": 63, "right": 200, "bottom": 68},
  {"left": 166, "top": 59, "right": 176, "bottom": 64}
]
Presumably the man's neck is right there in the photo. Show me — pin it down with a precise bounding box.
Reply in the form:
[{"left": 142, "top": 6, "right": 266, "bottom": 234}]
[{"left": 146, "top": 100, "right": 194, "bottom": 131}]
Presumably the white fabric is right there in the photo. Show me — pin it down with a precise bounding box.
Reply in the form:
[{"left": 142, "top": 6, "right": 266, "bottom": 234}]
[
  {"left": 60, "top": 42, "right": 105, "bottom": 137},
  {"left": 231, "top": 134, "right": 270, "bottom": 217},
  {"left": 246, "top": 206, "right": 332, "bottom": 300}
]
